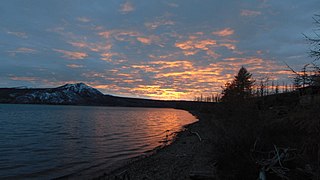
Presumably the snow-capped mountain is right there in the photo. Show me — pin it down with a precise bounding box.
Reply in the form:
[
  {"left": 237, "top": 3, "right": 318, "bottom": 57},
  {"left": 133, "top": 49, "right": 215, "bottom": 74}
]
[
  {"left": 0, "top": 83, "right": 198, "bottom": 108},
  {"left": 2, "top": 83, "right": 104, "bottom": 104},
  {"left": 56, "top": 83, "right": 103, "bottom": 97}
]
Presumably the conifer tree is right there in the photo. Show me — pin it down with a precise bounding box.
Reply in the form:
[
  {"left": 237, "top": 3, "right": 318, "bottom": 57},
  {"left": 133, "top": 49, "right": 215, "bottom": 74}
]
[{"left": 221, "top": 67, "right": 255, "bottom": 101}]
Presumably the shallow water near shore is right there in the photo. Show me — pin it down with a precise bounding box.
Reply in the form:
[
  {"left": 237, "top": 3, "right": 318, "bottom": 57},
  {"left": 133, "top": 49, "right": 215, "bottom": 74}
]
[{"left": 0, "top": 104, "right": 197, "bottom": 179}]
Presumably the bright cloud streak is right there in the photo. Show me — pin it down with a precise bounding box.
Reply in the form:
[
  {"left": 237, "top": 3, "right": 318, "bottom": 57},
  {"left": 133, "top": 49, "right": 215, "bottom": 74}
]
[
  {"left": 212, "top": 28, "right": 235, "bottom": 37},
  {"left": 67, "top": 64, "right": 84, "bottom": 68},
  {"left": 54, "top": 49, "right": 88, "bottom": 60},
  {"left": 137, "top": 37, "right": 151, "bottom": 44}
]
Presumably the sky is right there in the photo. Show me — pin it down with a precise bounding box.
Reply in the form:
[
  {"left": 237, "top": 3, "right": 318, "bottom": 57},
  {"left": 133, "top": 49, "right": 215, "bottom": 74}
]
[{"left": 0, "top": 0, "right": 319, "bottom": 100}]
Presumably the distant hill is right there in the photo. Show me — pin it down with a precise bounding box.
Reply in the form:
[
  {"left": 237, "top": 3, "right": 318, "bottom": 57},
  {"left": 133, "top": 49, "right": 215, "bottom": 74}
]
[
  {"left": 0, "top": 83, "right": 211, "bottom": 110},
  {"left": 0, "top": 83, "right": 104, "bottom": 105}
]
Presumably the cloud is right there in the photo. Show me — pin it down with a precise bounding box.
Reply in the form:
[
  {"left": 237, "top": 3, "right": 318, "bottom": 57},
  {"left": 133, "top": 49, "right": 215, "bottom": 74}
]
[
  {"left": 67, "top": 64, "right": 84, "bottom": 68},
  {"left": 77, "top": 17, "right": 91, "bottom": 23},
  {"left": 120, "top": 1, "right": 134, "bottom": 14},
  {"left": 240, "top": 10, "right": 262, "bottom": 17},
  {"left": 69, "top": 41, "right": 112, "bottom": 52},
  {"left": 97, "top": 29, "right": 163, "bottom": 47},
  {"left": 124, "top": 56, "right": 290, "bottom": 100},
  {"left": 127, "top": 60, "right": 226, "bottom": 99},
  {"left": 145, "top": 19, "right": 175, "bottom": 30},
  {"left": 7, "top": 31, "right": 28, "bottom": 38},
  {"left": 98, "top": 30, "right": 140, "bottom": 42},
  {"left": 10, "top": 76, "right": 38, "bottom": 81},
  {"left": 69, "top": 42, "right": 87, "bottom": 48},
  {"left": 174, "top": 31, "right": 239, "bottom": 58},
  {"left": 220, "top": 43, "right": 236, "bottom": 50},
  {"left": 8, "top": 47, "right": 37, "bottom": 56},
  {"left": 175, "top": 39, "right": 217, "bottom": 50},
  {"left": 206, "top": 50, "right": 221, "bottom": 59},
  {"left": 98, "top": 31, "right": 112, "bottom": 39},
  {"left": 54, "top": 49, "right": 88, "bottom": 59},
  {"left": 137, "top": 37, "right": 151, "bottom": 44},
  {"left": 3, "top": 0, "right": 318, "bottom": 100},
  {"left": 212, "top": 28, "right": 235, "bottom": 37},
  {"left": 175, "top": 39, "right": 219, "bottom": 57},
  {"left": 114, "top": 31, "right": 140, "bottom": 41},
  {"left": 100, "top": 52, "right": 119, "bottom": 62}
]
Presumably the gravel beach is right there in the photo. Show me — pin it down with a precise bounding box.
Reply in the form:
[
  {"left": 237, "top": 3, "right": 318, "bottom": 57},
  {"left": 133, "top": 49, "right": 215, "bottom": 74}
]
[{"left": 95, "top": 112, "right": 218, "bottom": 180}]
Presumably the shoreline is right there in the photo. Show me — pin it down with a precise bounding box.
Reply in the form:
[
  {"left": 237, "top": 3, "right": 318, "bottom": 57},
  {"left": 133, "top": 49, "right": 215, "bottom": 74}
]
[{"left": 94, "top": 110, "right": 218, "bottom": 180}]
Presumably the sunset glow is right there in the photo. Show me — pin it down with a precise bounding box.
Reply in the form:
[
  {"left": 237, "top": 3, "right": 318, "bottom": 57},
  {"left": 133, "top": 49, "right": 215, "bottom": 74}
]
[{"left": 1, "top": 0, "right": 318, "bottom": 100}]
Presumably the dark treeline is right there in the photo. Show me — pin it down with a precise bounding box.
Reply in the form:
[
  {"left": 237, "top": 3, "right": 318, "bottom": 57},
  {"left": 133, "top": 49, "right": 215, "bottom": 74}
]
[
  {"left": 194, "top": 78, "right": 296, "bottom": 103},
  {"left": 192, "top": 15, "right": 320, "bottom": 179}
]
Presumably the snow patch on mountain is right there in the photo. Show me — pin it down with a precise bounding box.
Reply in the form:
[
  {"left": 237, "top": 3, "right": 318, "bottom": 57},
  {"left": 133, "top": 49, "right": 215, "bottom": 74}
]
[{"left": 12, "top": 83, "right": 104, "bottom": 104}]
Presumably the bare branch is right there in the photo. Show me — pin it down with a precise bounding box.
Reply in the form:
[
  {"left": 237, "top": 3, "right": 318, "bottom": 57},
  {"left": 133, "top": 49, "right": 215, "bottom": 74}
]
[{"left": 283, "top": 61, "right": 299, "bottom": 75}]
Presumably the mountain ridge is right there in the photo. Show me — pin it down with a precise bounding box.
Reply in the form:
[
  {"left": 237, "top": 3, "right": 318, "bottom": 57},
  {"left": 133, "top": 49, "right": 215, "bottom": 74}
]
[
  {"left": 0, "top": 83, "right": 104, "bottom": 105},
  {"left": 0, "top": 83, "right": 209, "bottom": 109}
]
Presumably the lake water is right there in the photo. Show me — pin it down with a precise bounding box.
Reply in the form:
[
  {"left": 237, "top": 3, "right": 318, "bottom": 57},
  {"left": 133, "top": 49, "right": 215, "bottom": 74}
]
[{"left": 0, "top": 104, "right": 197, "bottom": 179}]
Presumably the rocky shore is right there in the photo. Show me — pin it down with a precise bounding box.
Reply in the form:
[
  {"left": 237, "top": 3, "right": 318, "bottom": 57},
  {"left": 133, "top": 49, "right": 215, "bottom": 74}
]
[{"left": 95, "top": 112, "right": 218, "bottom": 180}]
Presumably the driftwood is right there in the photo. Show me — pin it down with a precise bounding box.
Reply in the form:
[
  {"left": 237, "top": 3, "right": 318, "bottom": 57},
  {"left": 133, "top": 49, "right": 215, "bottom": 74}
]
[
  {"left": 190, "top": 131, "right": 202, "bottom": 141},
  {"left": 251, "top": 143, "right": 298, "bottom": 180}
]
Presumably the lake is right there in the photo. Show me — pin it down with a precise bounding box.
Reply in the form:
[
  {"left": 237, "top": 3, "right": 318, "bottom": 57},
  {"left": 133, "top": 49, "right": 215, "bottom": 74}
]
[{"left": 0, "top": 104, "right": 197, "bottom": 179}]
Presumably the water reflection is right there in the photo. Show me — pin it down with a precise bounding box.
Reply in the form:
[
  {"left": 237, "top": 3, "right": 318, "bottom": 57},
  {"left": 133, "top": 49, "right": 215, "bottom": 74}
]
[{"left": 0, "top": 104, "right": 197, "bottom": 179}]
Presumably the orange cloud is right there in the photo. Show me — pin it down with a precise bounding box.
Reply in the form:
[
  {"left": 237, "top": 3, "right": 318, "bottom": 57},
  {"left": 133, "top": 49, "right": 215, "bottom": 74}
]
[
  {"left": 126, "top": 56, "right": 291, "bottom": 100},
  {"left": 78, "top": 55, "right": 291, "bottom": 100},
  {"left": 67, "top": 64, "right": 84, "bottom": 68},
  {"left": 54, "top": 49, "right": 88, "bottom": 59},
  {"left": 69, "top": 42, "right": 87, "bottom": 48},
  {"left": 175, "top": 39, "right": 217, "bottom": 50},
  {"left": 220, "top": 43, "right": 236, "bottom": 50},
  {"left": 98, "top": 31, "right": 112, "bottom": 38},
  {"left": 114, "top": 31, "right": 140, "bottom": 41},
  {"left": 69, "top": 41, "right": 112, "bottom": 52},
  {"left": 137, "top": 37, "right": 151, "bottom": 44},
  {"left": 206, "top": 50, "right": 221, "bottom": 59},
  {"left": 195, "top": 40, "right": 217, "bottom": 50},
  {"left": 128, "top": 85, "right": 189, "bottom": 100},
  {"left": 157, "top": 61, "right": 193, "bottom": 70},
  {"left": 212, "top": 28, "right": 234, "bottom": 37},
  {"left": 241, "top": 10, "right": 261, "bottom": 17},
  {"left": 175, "top": 39, "right": 219, "bottom": 57},
  {"left": 100, "top": 53, "right": 113, "bottom": 62},
  {"left": 174, "top": 33, "right": 237, "bottom": 57},
  {"left": 175, "top": 40, "right": 194, "bottom": 50}
]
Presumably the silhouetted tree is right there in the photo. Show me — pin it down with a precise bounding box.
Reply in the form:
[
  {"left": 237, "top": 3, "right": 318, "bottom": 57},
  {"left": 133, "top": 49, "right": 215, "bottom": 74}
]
[
  {"left": 275, "top": 82, "right": 279, "bottom": 94},
  {"left": 292, "top": 14, "right": 320, "bottom": 88},
  {"left": 221, "top": 67, "right": 255, "bottom": 101},
  {"left": 287, "top": 62, "right": 320, "bottom": 89},
  {"left": 305, "top": 14, "right": 320, "bottom": 60}
]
